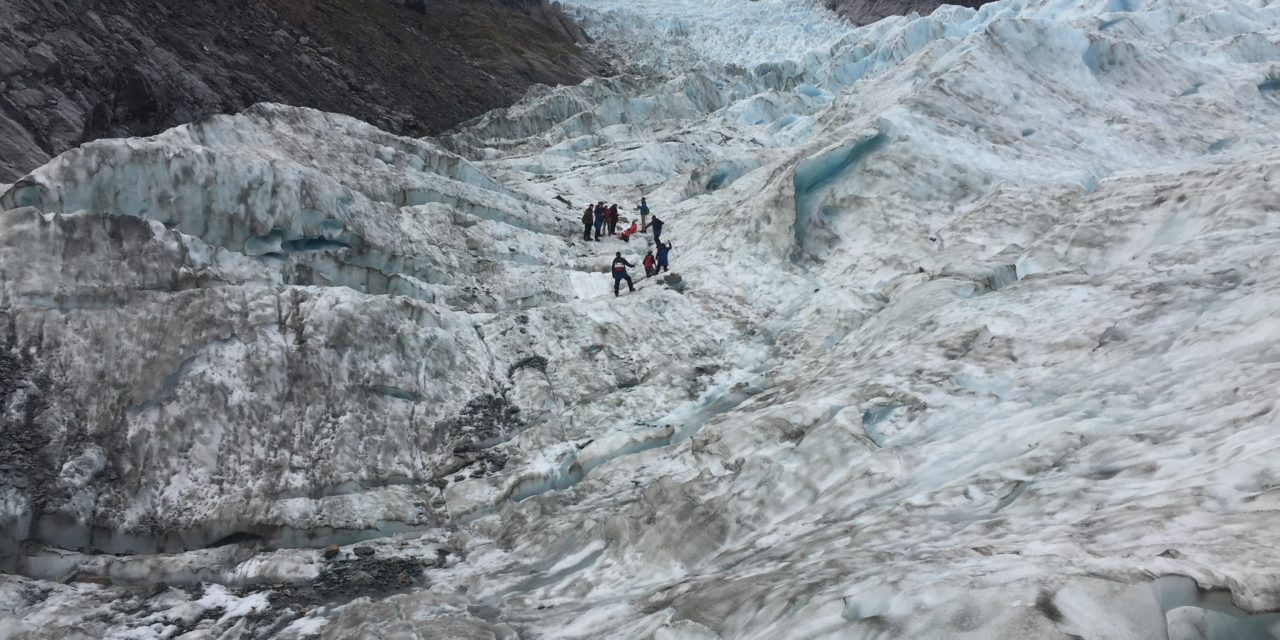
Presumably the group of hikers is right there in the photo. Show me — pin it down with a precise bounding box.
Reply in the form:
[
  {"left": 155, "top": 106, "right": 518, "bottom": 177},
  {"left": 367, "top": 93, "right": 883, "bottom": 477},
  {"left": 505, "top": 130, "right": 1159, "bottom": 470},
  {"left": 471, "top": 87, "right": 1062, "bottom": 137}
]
[
  {"left": 611, "top": 241, "right": 672, "bottom": 296},
  {"left": 582, "top": 197, "right": 665, "bottom": 245},
  {"left": 579, "top": 197, "right": 674, "bottom": 297}
]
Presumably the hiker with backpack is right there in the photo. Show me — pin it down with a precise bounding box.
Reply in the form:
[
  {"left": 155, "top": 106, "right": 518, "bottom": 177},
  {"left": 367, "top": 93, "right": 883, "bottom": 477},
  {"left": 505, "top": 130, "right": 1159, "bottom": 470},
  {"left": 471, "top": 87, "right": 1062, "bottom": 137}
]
[
  {"left": 637, "top": 197, "right": 650, "bottom": 231},
  {"left": 611, "top": 252, "right": 636, "bottom": 296},
  {"left": 656, "top": 241, "right": 672, "bottom": 273}
]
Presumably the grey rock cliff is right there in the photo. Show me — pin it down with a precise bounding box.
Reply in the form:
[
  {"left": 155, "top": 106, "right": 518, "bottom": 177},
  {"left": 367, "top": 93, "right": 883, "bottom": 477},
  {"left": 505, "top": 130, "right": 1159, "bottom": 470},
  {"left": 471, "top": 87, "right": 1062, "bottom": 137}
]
[
  {"left": 0, "top": 0, "right": 607, "bottom": 182},
  {"left": 825, "top": 0, "right": 988, "bottom": 25}
]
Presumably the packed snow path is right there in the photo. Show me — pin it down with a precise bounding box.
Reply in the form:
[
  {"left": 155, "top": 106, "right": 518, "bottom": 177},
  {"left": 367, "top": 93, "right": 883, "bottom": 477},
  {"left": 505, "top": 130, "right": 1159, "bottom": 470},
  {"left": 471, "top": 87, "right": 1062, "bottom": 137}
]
[{"left": 3, "top": 0, "right": 1280, "bottom": 637}]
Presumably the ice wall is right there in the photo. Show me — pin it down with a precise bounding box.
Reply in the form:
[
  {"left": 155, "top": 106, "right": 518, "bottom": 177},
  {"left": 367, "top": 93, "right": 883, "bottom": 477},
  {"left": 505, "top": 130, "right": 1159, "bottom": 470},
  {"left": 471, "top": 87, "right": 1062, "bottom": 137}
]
[{"left": 0, "top": 106, "right": 593, "bottom": 561}]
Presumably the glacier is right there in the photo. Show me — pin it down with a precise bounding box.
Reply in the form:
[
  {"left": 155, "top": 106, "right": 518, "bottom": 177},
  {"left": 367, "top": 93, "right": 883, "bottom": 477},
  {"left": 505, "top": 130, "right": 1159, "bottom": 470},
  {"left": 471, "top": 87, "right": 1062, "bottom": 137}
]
[{"left": 3, "top": 0, "right": 1280, "bottom": 637}]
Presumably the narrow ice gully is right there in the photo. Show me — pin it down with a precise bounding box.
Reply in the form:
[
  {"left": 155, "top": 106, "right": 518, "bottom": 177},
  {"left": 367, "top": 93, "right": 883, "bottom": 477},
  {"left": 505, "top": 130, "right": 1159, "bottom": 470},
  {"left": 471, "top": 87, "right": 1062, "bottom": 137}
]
[{"left": 2, "top": 0, "right": 1280, "bottom": 637}]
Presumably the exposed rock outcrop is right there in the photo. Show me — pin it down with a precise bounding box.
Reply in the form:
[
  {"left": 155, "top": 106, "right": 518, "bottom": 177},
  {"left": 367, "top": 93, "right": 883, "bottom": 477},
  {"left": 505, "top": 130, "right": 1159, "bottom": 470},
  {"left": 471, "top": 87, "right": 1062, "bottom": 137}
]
[
  {"left": 0, "top": 0, "right": 606, "bottom": 182},
  {"left": 824, "top": 0, "right": 987, "bottom": 25}
]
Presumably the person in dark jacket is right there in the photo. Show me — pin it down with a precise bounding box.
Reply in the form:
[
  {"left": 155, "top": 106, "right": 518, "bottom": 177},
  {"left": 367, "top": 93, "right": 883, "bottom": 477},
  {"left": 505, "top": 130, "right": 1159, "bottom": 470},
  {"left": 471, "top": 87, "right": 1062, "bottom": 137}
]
[
  {"left": 607, "top": 204, "right": 620, "bottom": 236},
  {"left": 656, "top": 241, "right": 672, "bottom": 273},
  {"left": 611, "top": 252, "right": 635, "bottom": 296},
  {"left": 581, "top": 205, "right": 594, "bottom": 241},
  {"left": 642, "top": 250, "right": 656, "bottom": 277},
  {"left": 650, "top": 215, "right": 665, "bottom": 243},
  {"left": 594, "top": 203, "right": 605, "bottom": 241}
]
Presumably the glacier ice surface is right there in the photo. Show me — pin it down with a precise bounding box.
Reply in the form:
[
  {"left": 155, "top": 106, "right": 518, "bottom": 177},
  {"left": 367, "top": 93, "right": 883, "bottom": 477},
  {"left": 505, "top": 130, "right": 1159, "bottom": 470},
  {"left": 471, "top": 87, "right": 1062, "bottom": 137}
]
[{"left": 4, "top": 0, "right": 1280, "bottom": 637}]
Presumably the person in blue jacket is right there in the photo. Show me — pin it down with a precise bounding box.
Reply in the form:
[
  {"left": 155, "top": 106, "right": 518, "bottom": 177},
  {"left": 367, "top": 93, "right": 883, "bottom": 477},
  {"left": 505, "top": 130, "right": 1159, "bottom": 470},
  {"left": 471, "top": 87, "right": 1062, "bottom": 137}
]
[
  {"left": 650, "top": 215, "right": 664, "bottom": 243},
  {"left": 656, "top": 241, "right": 672, "bottom": 273},
  {"left": 637, "top": 197, "right": 650, "bottom": 231},
  {"left": 593, "top": 203, "right": 606, "bottom": 241},
  {"left": 611, "top": 252, "right": 635, "bottom": 296}
]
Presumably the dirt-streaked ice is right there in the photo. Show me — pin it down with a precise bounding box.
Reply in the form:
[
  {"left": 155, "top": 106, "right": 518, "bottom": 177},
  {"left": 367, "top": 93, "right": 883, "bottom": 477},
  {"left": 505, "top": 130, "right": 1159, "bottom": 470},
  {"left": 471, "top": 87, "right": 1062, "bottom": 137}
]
[{"left": 3, "top": 0, "right": 1280, "bottom": 637}]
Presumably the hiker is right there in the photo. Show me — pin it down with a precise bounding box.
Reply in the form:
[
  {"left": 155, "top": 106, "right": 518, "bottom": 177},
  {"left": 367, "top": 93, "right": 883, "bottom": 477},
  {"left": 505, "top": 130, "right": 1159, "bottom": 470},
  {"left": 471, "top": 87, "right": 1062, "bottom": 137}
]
[
  {"left": 656, "top": 241, "right": 672, "bottom": 273},
  {"left": 650, "top": 215, "right": 665, "bottom": 243},
  {"left": 607, "top": 204, "right": 620, "bottom": 236},
  {"left": 642, "top": 250, "right": 656, "bottom": 277},
  {"left": 581, "top": 205, "right": 594, "bottom": 241},
  {"left": 593, "top": 203, "right": 605, "bottom": 241},
  {"left": 620, "top": 220, "right": 639, "bottom": 242},
  {"left": 611, "top": 252, "right": 635, "bottom": 296},
  {"left": 637, "top": 197, "right": 650, "bottom": 231}
]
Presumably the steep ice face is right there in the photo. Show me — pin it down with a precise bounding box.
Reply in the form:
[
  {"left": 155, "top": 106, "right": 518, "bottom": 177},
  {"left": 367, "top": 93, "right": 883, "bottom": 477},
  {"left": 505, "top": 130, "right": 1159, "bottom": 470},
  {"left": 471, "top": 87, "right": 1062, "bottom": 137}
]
[
  {"left": 0, "top": 106, "right": 608, "bottom": 559},
  {"left": 5, "top": 0, "right": 1280, "bottom": 637},
  {"left": 562, "top": 0, "right": 850, "bottom": 70}
]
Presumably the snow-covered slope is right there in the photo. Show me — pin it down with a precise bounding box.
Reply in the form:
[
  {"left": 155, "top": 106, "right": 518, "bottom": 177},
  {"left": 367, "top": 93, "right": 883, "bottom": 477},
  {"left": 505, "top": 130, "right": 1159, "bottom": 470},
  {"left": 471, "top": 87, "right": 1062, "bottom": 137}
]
[{"left": 3, "top": 0, "right": 1280, "bottom": 637}]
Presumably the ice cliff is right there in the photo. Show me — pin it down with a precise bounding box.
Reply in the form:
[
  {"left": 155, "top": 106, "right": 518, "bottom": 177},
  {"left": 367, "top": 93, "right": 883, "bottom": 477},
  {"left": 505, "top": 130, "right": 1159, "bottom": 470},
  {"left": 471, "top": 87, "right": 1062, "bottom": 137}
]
[{"left": 3, "top": 0, "right": 1280, "bottom": 637}]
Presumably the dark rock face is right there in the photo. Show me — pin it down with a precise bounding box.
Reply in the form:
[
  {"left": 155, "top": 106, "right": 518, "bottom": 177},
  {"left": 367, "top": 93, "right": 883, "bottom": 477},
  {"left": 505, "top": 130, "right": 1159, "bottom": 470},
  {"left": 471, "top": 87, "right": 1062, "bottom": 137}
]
[
  {"left": 824, "top": 0, "right": 988, "bottom": 25},
  {"left": 0, "top": 330, "right": 54, "bottom": 513},
  {"left": 269, "top": 555, "right": 428, "bottom": 607},
  {"left": 0, "top": 0, "right": 606, "bottom": 182}
]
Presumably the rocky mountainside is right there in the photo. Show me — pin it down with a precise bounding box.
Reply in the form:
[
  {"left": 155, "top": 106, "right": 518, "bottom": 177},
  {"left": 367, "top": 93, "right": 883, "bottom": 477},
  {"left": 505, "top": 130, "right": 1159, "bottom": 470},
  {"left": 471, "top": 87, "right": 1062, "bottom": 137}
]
[
  {"left": 0, "top": 0, "right": 606, "bottom": 183},
  {"left": 824, "top": 0, "right": 987, "bottom": 25}
]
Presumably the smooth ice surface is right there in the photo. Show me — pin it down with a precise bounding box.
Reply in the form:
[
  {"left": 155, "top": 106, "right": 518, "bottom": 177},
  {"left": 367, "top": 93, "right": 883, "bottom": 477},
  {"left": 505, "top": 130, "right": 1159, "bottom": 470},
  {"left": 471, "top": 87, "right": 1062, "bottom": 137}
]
[{"left": 4, "top": 0, "right": 1280, "bottom": 637}]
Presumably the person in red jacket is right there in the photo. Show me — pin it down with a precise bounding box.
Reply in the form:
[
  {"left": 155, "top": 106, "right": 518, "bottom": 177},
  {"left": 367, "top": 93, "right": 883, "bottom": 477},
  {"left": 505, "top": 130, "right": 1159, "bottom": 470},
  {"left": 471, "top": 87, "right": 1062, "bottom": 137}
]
[
  {"left": 619, "top": 221, "right": 638, "bottom": 242},
  {"left": 642, "top": 250, "right": 656, "bottom": 277}
]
